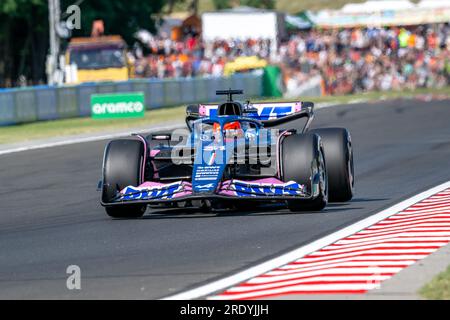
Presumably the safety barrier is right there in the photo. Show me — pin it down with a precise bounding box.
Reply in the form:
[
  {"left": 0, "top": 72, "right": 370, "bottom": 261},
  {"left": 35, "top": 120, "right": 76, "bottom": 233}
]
[{"left": 0, "top": 73, "right": 263, "bottom": 126}]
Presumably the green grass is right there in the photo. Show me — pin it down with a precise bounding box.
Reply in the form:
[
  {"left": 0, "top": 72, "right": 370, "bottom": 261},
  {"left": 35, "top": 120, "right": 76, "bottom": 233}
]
[
  {"left": 298, "top": 86, "right": 450, "bottom": 104},
  {"left": 168, "top": 0, "right": 366, "bottom": 14},
  {"left": 275, "top": 0, "right": 421, "bottom": 13},
  {"left": 172, "top": 0, "right": 423, "bottom": 15},
  {"left": 193, "top": 0, "right": 408, "bottom": 14},
  {"left": 257, "top": 86, "right": 450, "bottom": 105},
  {"left": 420, "top": 265, "right": 450, "bottom": 300},
  {"left": 164, "top": 0, "right": 420, "bottom": 14},
  {"left": 275, "top": 0, "right": 365, "bottom": 13},
  {"left": 0, "top": 105, "right": 186, "bottom": 145},
  {"left": 0, "top": 86, "right": 448, "bottom": 145}
]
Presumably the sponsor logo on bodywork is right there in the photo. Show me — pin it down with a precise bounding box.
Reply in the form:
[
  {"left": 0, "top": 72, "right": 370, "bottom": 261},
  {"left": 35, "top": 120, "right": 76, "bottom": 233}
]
[
  {"left": 221, "top": 179, "right": 306, "bottom": 197},
  {"left": 120, "top": 181, "right": 184, "bottom": 200},
  {"left": 196, "top": 183, "right": 215, "bottom": 189}
]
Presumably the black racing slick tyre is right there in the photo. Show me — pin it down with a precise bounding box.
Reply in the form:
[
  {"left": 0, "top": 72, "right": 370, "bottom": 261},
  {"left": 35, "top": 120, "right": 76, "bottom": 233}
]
[
  {"left": 309, "top": 128, "right": 354, "bottom": 202},
  {"left": 102, "top": 139, "right": 147, "bottom": 218},
  {"left": 281, "top": 133, "right": 328, "bottom": 212}
]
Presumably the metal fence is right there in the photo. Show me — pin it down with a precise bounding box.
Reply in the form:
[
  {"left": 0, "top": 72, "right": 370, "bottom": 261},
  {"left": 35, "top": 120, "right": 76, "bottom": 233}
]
[{"left": 0, "top": 73, "right": 263, "bottom": 126}]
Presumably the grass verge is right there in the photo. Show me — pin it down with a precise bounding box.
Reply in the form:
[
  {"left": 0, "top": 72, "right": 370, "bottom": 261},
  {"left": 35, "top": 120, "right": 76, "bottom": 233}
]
[
  {"left": 189, "top": 0, "right": 422, "bottom": 14},
  {"left": 0, "top": 86, "right": 449, "bottom": 145},
  {"left": 183, "top": 0, "right": 368, "bottom": 14},
  {"left": 420, "top": 264, "right": 450, "bottom": 300},
  {"left": 0, "top": 105, "right": 186, "bottom": 145}
]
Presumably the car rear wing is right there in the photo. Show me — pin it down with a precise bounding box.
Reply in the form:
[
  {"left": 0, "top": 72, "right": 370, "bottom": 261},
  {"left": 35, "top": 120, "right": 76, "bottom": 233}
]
[
  {"left": 186, "top": 101, "right": 315, "bottom": 133},
  {"left": 188, "top": 101, "right": 305, "bottom": 119}
]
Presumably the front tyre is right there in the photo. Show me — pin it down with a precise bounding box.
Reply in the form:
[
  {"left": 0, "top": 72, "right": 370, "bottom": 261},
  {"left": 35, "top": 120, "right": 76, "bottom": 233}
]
[
  {"left": 281, "top": 133, "right": 328, "bottom": 212},
  {"left": 102, "top": 139, "right": 147, "bottom": 218}
]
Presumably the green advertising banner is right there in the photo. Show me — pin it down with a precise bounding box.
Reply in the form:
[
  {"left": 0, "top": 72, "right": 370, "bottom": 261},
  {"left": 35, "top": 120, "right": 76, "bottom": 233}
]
[
  {"left": 263, "top": 66, "right": 283, "bottom": 97},
  {"left": 91, "top": 92, "right": 145, "bottom": 119}
]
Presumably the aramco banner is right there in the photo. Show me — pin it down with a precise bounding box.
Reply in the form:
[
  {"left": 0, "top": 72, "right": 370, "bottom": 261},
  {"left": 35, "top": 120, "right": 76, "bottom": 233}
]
[{"left": 91, "top": 92, "right": 145, "bottom": 119}]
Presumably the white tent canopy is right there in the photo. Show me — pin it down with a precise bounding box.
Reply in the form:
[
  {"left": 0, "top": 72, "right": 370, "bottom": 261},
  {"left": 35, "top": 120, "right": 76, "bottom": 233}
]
[
  {"left": 202, "top": 7, "right": 286, "bottom": 58},
  {"left": 202, "top": 6, "right": 284, "bottom": 41},
  {"left": 417, "top": 0, "right": 450, "bottom": 9},
  {"left": 341, "top": 0, "right": 415, "bottom": 13}
]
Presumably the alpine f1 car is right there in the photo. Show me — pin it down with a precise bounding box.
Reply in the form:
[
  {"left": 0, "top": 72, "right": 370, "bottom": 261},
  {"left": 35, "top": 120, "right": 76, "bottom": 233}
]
[{"left": 100, "top": 89, "right": 354, "bottom": 218}]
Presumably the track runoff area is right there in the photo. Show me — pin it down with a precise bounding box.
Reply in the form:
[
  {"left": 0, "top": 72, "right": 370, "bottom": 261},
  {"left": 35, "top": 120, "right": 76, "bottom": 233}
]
[{"left": 166, "top": 181, "right": 450, "bottom": 300}]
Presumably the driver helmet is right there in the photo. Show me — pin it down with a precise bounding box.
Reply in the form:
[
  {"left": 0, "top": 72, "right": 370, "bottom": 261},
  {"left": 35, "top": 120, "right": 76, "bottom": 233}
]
[{"left": 213, "top": 121, "right": 243, "bottom": 138}]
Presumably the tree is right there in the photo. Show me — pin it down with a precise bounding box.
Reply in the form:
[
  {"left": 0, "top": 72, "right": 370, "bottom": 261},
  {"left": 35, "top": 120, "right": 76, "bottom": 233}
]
[
  {"left": 0, "top": 0, "right": 168, "bottom": 87},
  {"left": 212, "top": 0, "right": 230, "bottom": 10},
  {"left": 212, "top": 0, "right": 275, "bottom": 10},
  {"left": 166, "top": 0, "right": 182, "bottom": 14},
  {"left": 63, "top": 0, "right": 165, "bottom": 44},
  {"left": 0, "top": 0, "right": 49, "bottom": 86},
  {"left": 241, "top": 0, "right": 275, "bottom": 9},
  {"left": 165, "top": 0, "right": 199, "bottom": 15}
]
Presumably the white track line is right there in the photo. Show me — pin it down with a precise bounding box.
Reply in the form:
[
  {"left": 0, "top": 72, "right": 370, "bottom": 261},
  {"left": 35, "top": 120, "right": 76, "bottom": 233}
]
[
  {"left": 0, "top": 123, "right": 182, "bottom": 156},
  {"left": 163, "top": 180, "right": 450, "bottom": 300}
]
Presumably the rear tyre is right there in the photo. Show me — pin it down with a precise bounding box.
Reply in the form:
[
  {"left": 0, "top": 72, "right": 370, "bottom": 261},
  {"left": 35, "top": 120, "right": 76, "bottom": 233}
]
[
  {"left": 102, "top": 139, "right": 147, "bottom": 218},
  {"left": 309, "top": 128, "right": 354, "bottom": 202},
  {"left": 281, "top": 133, "right": 328, "bottom": 212}
]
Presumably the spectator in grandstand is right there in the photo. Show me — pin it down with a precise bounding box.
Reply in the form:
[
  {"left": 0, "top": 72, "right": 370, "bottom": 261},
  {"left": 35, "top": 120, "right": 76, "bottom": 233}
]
[{"left": 279, "top": 23, "right": 449, "bottom": 94}]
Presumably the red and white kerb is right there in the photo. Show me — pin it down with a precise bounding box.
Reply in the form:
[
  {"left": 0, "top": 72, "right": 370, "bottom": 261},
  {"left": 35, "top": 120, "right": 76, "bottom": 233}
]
[{"left": 210, "top": 188, "right": 450, "bottom": 300}]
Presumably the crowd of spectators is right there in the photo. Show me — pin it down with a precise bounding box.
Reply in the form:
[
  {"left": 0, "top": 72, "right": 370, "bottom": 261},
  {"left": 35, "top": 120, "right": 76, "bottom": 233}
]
[
  {"left": 132, "top": 23, "right": 449, "bottom": 95},
  {"left": 280, "top": 23, "right": 450, "bottom": 94},
  {"left": 133, "top": 34, "right": 271, "bottom": 79}
]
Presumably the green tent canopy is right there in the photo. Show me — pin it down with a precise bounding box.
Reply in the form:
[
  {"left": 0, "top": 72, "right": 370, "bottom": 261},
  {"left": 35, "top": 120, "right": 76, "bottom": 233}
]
[{"left": 285, "top": 11, "right": 314, "bottom": 30}]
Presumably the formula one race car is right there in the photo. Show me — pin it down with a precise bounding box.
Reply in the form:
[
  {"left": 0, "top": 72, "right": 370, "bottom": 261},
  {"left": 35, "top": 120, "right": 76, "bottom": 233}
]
[{"left": 100, "top": 89, "right": 354, "bottom": 218}]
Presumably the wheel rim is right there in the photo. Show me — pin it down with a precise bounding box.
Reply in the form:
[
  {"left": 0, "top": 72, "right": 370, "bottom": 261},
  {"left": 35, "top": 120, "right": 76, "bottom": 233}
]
[
  {"left": 347, "top": 138, "right": 354, "bottom": 191},
  {"left": 318, "top": 147, "right": 328, "bottom": 200}
]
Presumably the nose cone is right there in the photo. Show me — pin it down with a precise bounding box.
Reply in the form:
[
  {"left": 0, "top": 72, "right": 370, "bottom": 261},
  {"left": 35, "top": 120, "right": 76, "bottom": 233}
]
[{"left": 192, "top": 138, "right": 231, "bottom": 194}]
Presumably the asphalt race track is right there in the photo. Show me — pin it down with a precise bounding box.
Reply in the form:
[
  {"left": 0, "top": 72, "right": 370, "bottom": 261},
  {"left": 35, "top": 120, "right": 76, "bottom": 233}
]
[{"left": 1, "top": 99, "right": 450, "bottom": 299}]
